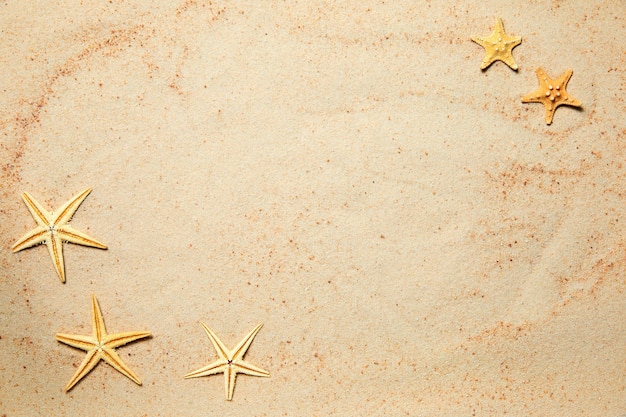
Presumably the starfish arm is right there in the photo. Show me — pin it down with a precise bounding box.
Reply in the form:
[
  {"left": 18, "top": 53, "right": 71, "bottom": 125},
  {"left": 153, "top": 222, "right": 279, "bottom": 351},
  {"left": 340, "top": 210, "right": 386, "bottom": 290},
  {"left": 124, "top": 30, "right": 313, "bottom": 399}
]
[
  {"left": 500, "top": 54, "right": 518, "bottom": 71},
  {"left": 470, "top": 35, "right": 498, "bottom": 70},
  {"left": 200, "top": 323, "right": 230, "bottom": 360},
  {"left": 57, "top": 225, "right": 107, "bottom": 249},
  {"left": 104, "top": 331, "right": 152, "bottom": 349},
  {"left": 226, "top": 365, "right": 237, "bottom": 400},
  {"left": 544, "top": 105, "right": 557, "bottom": 125},
  {"left": 559, "top": 69, "right": 573, "bottom": 86},
  {"left": 46, "top": 235, "right": 66, "bottom": 283},
  {"left": 504, "top": 33, "right": 522, "bottom": 45},
  {"left": 100, "top": 346, "right": 143, "bottom": 385},
  {"left": 479, "top": 55, "right": 496, "bottom": 70},
  {"left": 56, "top": 333, "right": 97, "bottom": 351},
  {"left": 184, "top": 360, "right": 228, "bottom": 379},
  {"left": 91, "top": 295, "right": 108, "bottom": 340},
  {"left": 494, "top": 17, "right": 505, "bottom": 33},
  {"left": 21, "top": 192, "right": 51, "bottom": 227},
  {"left": 64, "top": 349, "right": 101, "bottom": 391},
  {"left": 521, "top": 90, "right": 544, "bottom": 103},
  {"left": 470, "top": 36, "right": 488, "bottom": 48},
  {"left": 233, "top": 360, "right": 270, "bottom": 378},
  {"left": 232, "top": 323, "right": 264, "bottom": 360},
  {"left": 53, "top": 188, "right": 92, "bottom": 227},
  {"left": 12, "top": 227, "right": 48, "bottom": 252},
  {"left": 566, "top": 97, "right": 582, "bottom": 107},
  {"left": 535, "top": 67, "right": 549, "bottom": 82},
  {"left": 558, "top": 70, "right": 582, "bottom": 107},
  {"left": 480, "top": 56, "right": 499, "bottom": 69}
]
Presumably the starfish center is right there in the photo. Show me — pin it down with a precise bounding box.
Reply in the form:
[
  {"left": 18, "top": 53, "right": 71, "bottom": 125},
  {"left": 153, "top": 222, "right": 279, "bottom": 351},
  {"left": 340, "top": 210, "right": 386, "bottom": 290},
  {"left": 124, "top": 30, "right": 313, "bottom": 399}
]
[
  {"left": 545, "top": 84, "right": 563, "bottom": 102},
  {"left": 492, "top": 38, "right": 505, "bottom": 51}
]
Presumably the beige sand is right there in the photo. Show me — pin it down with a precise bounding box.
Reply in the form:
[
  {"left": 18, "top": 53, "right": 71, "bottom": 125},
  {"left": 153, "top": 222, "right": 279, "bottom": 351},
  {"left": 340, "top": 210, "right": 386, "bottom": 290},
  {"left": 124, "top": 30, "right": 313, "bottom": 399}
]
[{"left": 1, "top": 1, "right": 625, "bottom": 416}]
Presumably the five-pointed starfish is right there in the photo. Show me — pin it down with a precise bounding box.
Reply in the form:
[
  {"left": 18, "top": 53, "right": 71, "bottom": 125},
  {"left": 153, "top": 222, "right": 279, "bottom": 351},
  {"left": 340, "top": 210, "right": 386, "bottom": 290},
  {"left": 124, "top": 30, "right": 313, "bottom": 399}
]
[
  {"left": 471, "top": 17, "right": 522, "bottom": 70},
  {"left": 185, "top": 322, "right": 270, "bottom": 400},
  {"left": 522, "top": 67, "right": 582, "bottom": 125},
  {"left": 56, "top": 294, "right": 151, "bottom": 391},
  {"left": 12, "top": 188, "right": 107, "bottom": 283}
]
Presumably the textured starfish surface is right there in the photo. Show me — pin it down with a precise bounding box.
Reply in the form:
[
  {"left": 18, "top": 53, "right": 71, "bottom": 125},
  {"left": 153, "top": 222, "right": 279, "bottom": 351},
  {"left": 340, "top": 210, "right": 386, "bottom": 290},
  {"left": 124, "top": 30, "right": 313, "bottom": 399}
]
[
  {"left": 56, "top": 295, "right": 151, "bottom": 391},
  {"left": 471, "top": 17, "right": 522, "bottom": 70},
  {"left": 12, "top": 188, "right": 107, "bottom": 283},
  {"left": 185, "top": 322, "right": 270, "bottom": 401},
  {"left": 522, "top": 68, "right": 582, "bottom": 124}
]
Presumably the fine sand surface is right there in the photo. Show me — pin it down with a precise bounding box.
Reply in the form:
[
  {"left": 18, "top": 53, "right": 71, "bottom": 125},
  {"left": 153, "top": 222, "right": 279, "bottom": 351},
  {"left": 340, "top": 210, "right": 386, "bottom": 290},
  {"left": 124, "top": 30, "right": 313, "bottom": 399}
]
[{"left": 1, "top": 2, "right": 625, "bottom": 416}]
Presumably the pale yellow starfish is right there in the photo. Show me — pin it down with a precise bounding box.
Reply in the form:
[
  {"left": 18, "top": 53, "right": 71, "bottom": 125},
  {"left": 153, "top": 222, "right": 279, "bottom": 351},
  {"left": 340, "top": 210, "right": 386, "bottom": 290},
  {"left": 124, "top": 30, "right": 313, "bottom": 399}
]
[
  {"left": 185, "top": 322, "right": 270, "bottom": 400},
  {"left": 12, "top": 188, "right": 107, "bottom": 283},
  {"left": 522, "top": 67, "right": 582, "bottom": 124},
  {"left": 56, "top": 295, "right": 151, "bottom": 391},
  {"left": 471, "top": 17, "right": 522, "bottom": 70}
]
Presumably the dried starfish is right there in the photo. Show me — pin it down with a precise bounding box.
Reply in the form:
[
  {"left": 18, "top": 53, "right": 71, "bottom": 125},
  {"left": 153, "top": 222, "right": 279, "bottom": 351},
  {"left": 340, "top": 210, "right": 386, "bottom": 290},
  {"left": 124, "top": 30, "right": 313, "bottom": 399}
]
[
  {"left": 12, "top": 188, "right": 107, "bottom": 283},
  {"left": 56, "top": 295, "right": 151, "bottom": 391},
  {"left": 522, "top": 67, "right": 582, "bottom": 124},
  {"left": 185, "top": 322, "right": 270, "bottom": 400},
  {"left": 471, "top": 17, "right": 522, "bottom": 70}
]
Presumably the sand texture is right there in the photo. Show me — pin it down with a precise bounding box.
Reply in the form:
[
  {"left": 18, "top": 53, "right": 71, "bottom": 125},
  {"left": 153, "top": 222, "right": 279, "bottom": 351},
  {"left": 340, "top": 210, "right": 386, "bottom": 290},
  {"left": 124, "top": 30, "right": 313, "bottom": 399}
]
[{"left": 1, "top": 1, "right": 625, "bottom": 416}]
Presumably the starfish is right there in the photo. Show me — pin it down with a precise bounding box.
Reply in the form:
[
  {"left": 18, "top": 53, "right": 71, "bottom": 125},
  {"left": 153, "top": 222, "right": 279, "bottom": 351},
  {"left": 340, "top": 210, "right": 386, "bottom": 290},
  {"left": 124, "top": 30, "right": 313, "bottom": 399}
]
[
  {"left": 471, "top": 17, "right": 522, "bottom": 70},
  {"left": 185, "top": 322, "right": 270, "bottom": 401},
  {"left": 522, "top": 67, "right": 582, "bottom": 124},
  {"left": 12, "top": 188, "right": 107, "bottom": 283},
  {"left": 56, "top": 294, "right": 151, "bottom": 391}
]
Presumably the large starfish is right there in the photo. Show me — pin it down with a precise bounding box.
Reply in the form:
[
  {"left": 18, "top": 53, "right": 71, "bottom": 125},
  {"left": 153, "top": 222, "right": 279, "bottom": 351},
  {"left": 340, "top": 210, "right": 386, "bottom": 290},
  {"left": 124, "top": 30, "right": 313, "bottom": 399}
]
[
  {"left": 471, "top": 17, "right": 522, "bottom": 70},
  {"left": 12, "top": 188, "right": 107, "bottom": 283},
  {"left": 185, "top": 322, "right": 270, "bottom": 400},
  {"left": 522, "top": 67, "right": 582, "bottom": 124},
  {"left": 56, "top": 295, "right": 151, "bottom": 391}
]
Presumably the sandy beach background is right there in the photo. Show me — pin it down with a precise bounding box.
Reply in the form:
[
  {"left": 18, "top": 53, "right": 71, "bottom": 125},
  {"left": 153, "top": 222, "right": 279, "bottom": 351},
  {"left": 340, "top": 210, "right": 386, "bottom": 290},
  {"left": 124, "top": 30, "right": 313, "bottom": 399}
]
[{"left": 1, "top": 1, "right": 625, "bottom": 416}]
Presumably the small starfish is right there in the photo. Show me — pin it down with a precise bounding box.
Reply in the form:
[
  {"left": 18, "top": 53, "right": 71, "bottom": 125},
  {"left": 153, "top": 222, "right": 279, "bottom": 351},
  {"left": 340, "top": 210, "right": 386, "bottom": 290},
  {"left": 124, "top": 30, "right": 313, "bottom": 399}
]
[
  {"left": 56, "top": 295, "right": 151, "bottom": 391},
  {"left": 185, "top": 322, "right": 270, "bottom": 401},
  {"left": 12, "top": 188, "right": 107, "bottom": 283},
  {"left": 471, "top": 17, "right": 522, "bottom": 70},
  {"left": 522, "top": 67, "right": 582, "bottom": 124}
]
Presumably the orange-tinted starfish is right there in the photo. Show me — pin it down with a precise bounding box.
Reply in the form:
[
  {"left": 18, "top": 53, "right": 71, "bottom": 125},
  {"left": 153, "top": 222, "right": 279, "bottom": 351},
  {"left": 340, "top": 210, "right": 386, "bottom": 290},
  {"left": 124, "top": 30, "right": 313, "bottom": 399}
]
[{"left": 522, "top": 68, "right": 582, "bottom": 124}]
